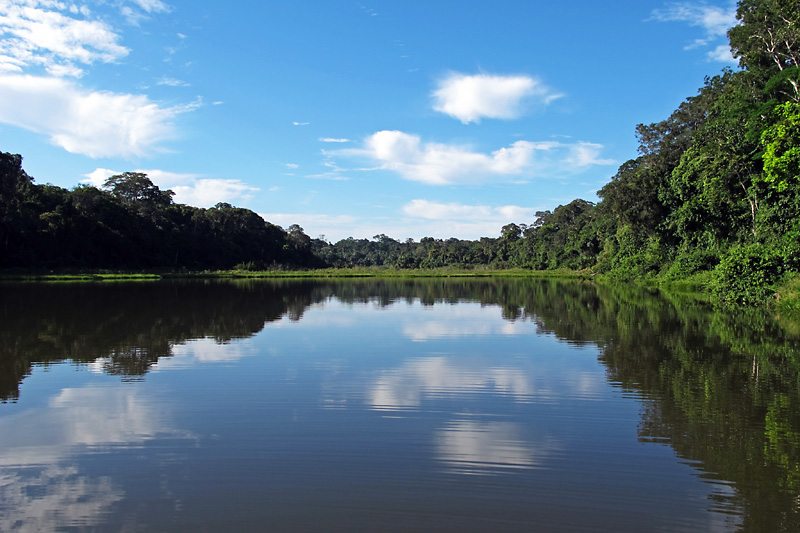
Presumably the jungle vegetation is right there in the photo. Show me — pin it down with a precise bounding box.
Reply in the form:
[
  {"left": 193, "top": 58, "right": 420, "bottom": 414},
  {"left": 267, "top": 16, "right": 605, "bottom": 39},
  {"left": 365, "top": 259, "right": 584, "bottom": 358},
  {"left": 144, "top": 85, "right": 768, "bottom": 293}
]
[{"left": 1, "top": 0, "right": 798, "bottom": 305}]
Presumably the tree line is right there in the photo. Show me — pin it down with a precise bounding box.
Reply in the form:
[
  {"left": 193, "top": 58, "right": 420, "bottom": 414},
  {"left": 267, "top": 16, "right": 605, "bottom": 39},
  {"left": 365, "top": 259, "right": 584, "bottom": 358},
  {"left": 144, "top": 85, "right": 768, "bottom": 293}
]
[
  {"left": 1, "top": 0, "right": 798, "bottom": 303},
  {"left": 0, "top": 163, "right": 323, "bottom": 270},
  {"left": 317, "top": 0, "right": 800, "bottom": 303}
]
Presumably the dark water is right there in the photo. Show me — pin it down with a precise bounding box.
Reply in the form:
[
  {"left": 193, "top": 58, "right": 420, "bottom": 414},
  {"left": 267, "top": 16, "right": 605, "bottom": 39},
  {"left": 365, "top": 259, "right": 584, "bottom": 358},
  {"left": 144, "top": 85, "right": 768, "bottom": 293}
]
[{"left": 1, "top": 279, "right": 799, "bottom": 532}]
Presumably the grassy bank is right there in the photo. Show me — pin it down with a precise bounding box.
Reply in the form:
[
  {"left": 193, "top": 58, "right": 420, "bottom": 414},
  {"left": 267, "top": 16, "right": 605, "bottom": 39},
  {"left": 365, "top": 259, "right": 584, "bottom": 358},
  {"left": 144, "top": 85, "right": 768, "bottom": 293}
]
[
  {"left": 0, "top": 266, "right": 587, "bottom": 282},
  {"left": 181, "top": 266, "right": 588, "bottom": 279}
]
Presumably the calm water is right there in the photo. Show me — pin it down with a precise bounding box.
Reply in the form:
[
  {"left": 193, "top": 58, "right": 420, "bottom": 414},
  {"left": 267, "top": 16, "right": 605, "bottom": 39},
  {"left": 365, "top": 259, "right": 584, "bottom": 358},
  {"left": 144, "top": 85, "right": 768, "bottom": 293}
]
[{"left": 1, "top": 279, "right": 799, "bottom": 531}]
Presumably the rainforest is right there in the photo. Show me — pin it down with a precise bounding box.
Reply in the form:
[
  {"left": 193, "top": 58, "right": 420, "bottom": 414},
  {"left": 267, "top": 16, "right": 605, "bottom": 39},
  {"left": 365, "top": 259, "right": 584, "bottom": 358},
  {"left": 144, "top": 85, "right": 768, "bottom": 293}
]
[{"left": 1, "top": 0, "right": 799, "bottom": 308}]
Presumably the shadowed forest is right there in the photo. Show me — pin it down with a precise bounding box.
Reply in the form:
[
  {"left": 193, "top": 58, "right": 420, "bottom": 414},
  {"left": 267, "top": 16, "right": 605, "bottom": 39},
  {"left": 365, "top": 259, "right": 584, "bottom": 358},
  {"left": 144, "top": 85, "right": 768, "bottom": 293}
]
[{"left": 1, "top": 0, "right": 799, "bottom": 304}]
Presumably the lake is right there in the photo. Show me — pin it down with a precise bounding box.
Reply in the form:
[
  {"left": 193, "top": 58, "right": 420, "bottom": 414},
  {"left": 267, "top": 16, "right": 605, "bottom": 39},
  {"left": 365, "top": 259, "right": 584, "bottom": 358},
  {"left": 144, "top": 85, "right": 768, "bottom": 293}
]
[{"left": 1, "top": 278, "right": 799, "bottom": 531}]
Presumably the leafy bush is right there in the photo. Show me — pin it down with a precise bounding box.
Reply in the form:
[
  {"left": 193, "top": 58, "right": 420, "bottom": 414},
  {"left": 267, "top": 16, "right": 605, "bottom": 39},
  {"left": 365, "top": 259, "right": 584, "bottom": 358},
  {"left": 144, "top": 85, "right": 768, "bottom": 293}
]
[
  {"left": 712, "top": 243, "right": 783, "bottom": 304},
  {"left": 663, "top": 248, "right": 720, "bottom": 281}
]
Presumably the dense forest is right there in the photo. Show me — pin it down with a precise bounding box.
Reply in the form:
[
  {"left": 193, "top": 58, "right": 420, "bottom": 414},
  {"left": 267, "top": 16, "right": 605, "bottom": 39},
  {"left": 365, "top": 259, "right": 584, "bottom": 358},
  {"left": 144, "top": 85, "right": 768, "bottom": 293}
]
[{"left": 1, "top": 0, "right": 799, "bottom": 304}]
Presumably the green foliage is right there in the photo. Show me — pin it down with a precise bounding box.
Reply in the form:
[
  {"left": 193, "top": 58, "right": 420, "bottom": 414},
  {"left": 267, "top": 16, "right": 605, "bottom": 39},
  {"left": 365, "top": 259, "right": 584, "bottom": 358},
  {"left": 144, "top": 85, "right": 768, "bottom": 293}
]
[
  {"left": 712, "top": 243, "right": 784, "bottom": 304},
  {"left": 0, "top": 153, "right": 319, "bottom": 271},
  {"left": 762, "top": 101, "right": 800, "bottom": 191},
  {"left": 3, "top": 1, "right": 800, "bottom": 305},
  {"left": 662, "top": 248, "right": 720, "bottom": 281}
]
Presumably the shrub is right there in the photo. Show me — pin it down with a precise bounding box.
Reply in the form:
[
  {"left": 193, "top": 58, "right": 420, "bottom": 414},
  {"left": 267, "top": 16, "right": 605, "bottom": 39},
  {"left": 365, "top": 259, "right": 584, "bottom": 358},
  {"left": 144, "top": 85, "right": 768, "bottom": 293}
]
[{"left": 711, "top": 243, "right": 783, "bottom": 304}]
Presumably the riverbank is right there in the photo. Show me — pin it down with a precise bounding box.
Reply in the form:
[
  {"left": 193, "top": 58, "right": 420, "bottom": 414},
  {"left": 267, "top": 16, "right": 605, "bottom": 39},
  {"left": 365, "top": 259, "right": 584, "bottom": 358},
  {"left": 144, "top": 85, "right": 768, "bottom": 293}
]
[
  {"left": 3, "top": 267, "right": 797, "bottom": 317},
  {"left": 0, "top": 266, "right": 586, "bottom": 281}
]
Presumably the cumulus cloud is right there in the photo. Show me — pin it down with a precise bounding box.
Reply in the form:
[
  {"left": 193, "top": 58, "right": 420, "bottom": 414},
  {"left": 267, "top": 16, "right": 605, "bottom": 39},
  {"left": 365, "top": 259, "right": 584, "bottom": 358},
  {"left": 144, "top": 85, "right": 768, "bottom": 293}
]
[
  {"left": 707, "top": 43, "right": 735, "bottom": 63},
  {"left": 355, "top": 130, "right": 546, "bottom": 184},
  {"left": 650, "top": 2, "right": 738, "bottom": 63},
  {"left": 0, "top": 0, "right": 129, "bottom": 77},
  {"left": 402, "top": 199, "right": 534, "bottom": 222},
  {"left": 433, "top": 73, "right": 562, "bottom": 124},
  {"left": 341, "top": 131, "right": 613, "bottom": 185},
  {"left": 171, "top": 178, "right": 258, "bottom": 207},
  {"left": 0, "top": 75, "right": 195, "bottom": 157},
  {"left": 564, "top": 142, "right": 616, "bottom": 167},
  {"left": 83, "top": 167, "right": 258, "bottom": 208}
]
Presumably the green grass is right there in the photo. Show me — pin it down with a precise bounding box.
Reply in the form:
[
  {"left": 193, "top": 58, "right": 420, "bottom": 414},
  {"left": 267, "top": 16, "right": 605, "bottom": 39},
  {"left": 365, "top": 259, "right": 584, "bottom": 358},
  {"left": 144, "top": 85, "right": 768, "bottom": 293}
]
[
  {"left": 775, "top": 273, "right": 800, "bottom": 316},
  {"left": 172, "top": 266, "right": 589, "bottom": 279},
  {"left": 2, "top": 267, "right": 589, "bottom": 281}
]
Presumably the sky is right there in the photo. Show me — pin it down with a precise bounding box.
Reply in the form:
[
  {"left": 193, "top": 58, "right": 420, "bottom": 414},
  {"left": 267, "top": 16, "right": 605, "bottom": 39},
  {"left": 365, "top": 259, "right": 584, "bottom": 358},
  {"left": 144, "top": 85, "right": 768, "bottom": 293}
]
[{"left": 0, "top": 0, "right": 741, "bottom": 242}]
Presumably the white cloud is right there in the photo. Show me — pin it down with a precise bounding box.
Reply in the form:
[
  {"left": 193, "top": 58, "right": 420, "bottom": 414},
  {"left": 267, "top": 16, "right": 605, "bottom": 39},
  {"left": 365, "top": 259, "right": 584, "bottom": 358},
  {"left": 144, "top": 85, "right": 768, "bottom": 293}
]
[
  {"left": 284, "top": 163, "right": 299, "bottom": 169},
  {"left": 355, "top": 130, "right": 546, "bottom": 185},
  {"left": 0, "top": 75, "right": 195, "bottom": 157},
  {"left": 0, "top": 0, "right": 129, "bottom": 77},
  {"left": 319, "top": 137, "right": 350, "bottom": 143},
  {"left": 130, "top": 0, "right": 171, "bottom": 14},
  {"left": 120, "top": 0, "right": 171, "bottom": 25},
  {"left": 171, "top": 178, "right": 258, "bottom": 207},
  {"left": 343, "top": 131, "right": 613, "bottom": 185},
  {"left": 432, "top": 73, "right": 561, "bottom": 124},
  {"left": 258, "top": 213, "right": 359, "bottom": 234},
  {"left": 82, "top": 167, "right": 197, "bottom": 187},
  {"left": 565, "top": 142, "right": 617, "bottom": 167},
  {"left": 260, "top": 200, "right": 541, "bottom": 243},
  {"left": 83, "top": 167, "right": 258, "bottom": 208},
  {"left": 707, "top": 43, "right": 735, "bottom": 63},
  {"left": 651, "top": 3, "right": 737, "bottom": 36},
  {"left": 292, "top": 121, "right": 309, "bottom": 126},
  {"left": 650, "top": 3, "right": 739, "bottom": 63},
  {"left": 402, "top": 199, "right": 534, "bottom": 222},
  {"left": 155, "top": 76, "right": 188, "bottom": 87}
]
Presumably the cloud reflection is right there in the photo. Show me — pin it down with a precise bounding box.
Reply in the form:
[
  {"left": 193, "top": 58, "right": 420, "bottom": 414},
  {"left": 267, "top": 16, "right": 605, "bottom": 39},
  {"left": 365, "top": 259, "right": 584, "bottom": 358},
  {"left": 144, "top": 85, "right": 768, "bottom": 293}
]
[
  {"left": 402, "top": 309, "right": 531, "bottom": 341},
  {"left": 0, "top": 385, "right": 188, "bottom": 530},
  {"left": 435, "top": 419, "right": 555, "bottom": 475},
  {"left": 368, "top": 357, "right": 542, "bottom": 411},
  {"left": 0, "top": 466, "right": 124, "bottom": 531}
]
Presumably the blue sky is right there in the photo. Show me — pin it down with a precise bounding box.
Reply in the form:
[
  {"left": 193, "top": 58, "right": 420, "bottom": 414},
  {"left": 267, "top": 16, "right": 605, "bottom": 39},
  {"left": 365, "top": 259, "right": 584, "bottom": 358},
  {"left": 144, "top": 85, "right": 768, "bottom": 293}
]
[{"left": 0, "top": 0, "right": 740, "bottom": 241}]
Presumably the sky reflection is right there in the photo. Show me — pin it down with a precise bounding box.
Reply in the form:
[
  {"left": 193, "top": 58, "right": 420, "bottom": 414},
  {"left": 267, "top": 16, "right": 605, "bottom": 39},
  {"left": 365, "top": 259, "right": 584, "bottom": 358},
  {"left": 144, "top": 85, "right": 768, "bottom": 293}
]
[
  {"left": 367, "top": 356, "right": 542, "bottom": 410},
  {"left": 0, "top": 383, "right": 189, "bottom": 531},
  {"left": 435, "top": 419, "right": 557, "bottom": 475}
]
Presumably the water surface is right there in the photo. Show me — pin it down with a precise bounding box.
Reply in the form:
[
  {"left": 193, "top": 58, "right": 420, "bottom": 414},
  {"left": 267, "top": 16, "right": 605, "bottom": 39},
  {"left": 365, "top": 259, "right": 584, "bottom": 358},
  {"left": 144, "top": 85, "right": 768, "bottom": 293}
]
[{"left": 1, "top": 279, "right": 798, "bottom": 531}]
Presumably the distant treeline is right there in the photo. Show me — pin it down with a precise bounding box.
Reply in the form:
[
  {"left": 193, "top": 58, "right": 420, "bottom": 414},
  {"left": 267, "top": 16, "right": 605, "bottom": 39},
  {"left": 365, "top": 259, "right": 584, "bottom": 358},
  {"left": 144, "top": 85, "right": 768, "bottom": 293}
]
[
  {"left": 1, "top": 0, "right": 799, "bottom": 304},
  {"left": 0, "top": 162, "right": 323, "bottom": 271}
]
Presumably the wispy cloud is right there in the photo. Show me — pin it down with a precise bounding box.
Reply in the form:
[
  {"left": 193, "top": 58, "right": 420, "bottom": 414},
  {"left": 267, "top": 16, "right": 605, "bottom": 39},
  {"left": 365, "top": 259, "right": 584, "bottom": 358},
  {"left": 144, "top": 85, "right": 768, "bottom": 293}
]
[
  {"left": 292, "top": 121, "right": 310, "bottom": 126},
  {"left": 0, "top": 0, "right": 129, "bottom": 77},
  {"left": 319, "top": 137, "right": 350, "bottom": 143},
  {"left": 155, "top": 76, "right": 189, "bottom": 87},
  {"left": 650, "top": 2, "right": 738, "bottom": 62},
  {"left": 121, "top": 0, "right": 172, "bottom": 25},
  {"left": 433, "top": 73, "right": 562, "bottom": 124},
  {"left": 0, "top": 75, "right": 197, "bottom": 158},
  {"left": 564, "top": 142, "right": 616, "bottom": 167},
  {"left": 338, "top": 131, "right": 614, "bottom": 185}
]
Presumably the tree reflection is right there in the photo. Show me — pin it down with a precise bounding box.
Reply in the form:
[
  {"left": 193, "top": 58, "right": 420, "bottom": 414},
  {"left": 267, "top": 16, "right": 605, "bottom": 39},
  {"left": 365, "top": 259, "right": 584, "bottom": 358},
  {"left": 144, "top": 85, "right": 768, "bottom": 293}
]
[{"left": 2, "top": 278, "right": 800, "bottom": 529}]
